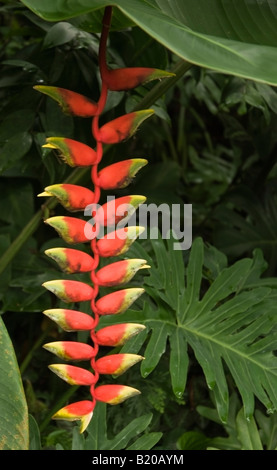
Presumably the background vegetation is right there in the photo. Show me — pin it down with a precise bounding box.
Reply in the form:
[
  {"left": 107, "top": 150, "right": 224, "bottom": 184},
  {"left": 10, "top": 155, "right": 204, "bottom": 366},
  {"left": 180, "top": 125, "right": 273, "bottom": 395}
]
[{"left": 1, "top": 0, "right": 277, "bottom": 450}]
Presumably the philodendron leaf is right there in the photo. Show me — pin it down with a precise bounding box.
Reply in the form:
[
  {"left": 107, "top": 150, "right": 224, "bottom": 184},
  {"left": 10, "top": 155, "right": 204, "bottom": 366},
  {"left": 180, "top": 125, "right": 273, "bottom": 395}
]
[
  {"left": 236, "top": 408, "right": 263, "bottom": 450},
  {"left": 0, "top": 317, "right": 29, "bottom": 450},
  {"left": 84, "top": 402, "right": 160, "bottom": 450},
  {"left": 99, "top": 235, "right": 277, "bottom": 424},
  {"left": 21, "top": 0, "right": 277, "bottom": 85},
  {"left": 197, "top": 397, "right": 273, "bottom": 450}
]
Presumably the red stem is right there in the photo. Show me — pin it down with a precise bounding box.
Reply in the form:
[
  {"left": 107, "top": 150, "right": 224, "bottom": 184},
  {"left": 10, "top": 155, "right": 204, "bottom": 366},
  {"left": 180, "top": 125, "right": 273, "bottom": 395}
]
[
  {"left": 89, "top": 6, "right": 112, "bottom": 406},
  {"left": 99, "top": 6, "right": 112, "bottom": 79}
]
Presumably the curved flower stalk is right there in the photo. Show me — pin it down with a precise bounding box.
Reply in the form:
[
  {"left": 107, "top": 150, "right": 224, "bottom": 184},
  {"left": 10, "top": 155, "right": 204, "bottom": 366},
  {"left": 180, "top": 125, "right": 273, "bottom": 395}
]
[{"left": 36, "top": 6, "right": 173, "bottom": 433}]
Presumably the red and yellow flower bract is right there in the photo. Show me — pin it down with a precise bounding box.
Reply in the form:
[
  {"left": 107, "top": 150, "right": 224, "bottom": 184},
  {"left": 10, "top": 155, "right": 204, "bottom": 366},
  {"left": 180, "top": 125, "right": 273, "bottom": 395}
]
[{"left": 36, "top": 5, "right": 172, "bottom": 433}]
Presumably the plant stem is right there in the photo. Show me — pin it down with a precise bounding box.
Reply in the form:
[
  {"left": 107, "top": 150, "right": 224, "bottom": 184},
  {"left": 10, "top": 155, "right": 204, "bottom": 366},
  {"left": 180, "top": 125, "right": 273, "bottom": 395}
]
[
  {"left": 20, "top": 327, "right": 51, "bottom": 375},
  {"left": 133, "top": 59, "right": 192, "bottom": 111},
  {"left": 162, "top": 120, "right": 179, "bottom": 163},
  {"left": 190, "top": 107, "right": 214, "bottom": 154}
]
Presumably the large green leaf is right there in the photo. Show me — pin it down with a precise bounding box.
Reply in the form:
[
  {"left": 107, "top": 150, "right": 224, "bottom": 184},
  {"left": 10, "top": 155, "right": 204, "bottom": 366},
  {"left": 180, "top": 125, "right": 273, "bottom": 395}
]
[
  {"left": 156, "top": 0, "right": 277, "bottom": 46},
  {"left": 21, "top": 0, "right": 277, "bottom": 85},
  {"left": 197, "top": 394, "right": 277, "bottom": 450},
  {"left": 0, "top": 317, "right": 29, "bottom": 450},
  {"left": 83, "top": 402, "right": 162, "bottom": 450},
  {"left": 236, "top": 408, "right": 263, "bottom": 450},
  {"left": 99, "top": 236, "right": 277, "bottom": 423}
]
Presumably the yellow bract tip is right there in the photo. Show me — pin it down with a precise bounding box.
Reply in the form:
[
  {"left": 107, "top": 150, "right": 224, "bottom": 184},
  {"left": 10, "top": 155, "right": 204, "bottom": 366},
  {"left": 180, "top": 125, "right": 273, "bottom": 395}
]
[
  {"left": 42, "top": 143, "right": 56, "bottom": 149},
  {"left": 37, "top": 191, "right": 51, "bottom": 197}
]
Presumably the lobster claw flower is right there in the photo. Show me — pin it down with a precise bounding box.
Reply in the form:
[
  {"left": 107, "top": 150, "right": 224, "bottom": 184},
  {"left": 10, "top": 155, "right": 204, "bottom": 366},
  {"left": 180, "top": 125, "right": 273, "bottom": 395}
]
[
  {"left": 34, "top": 85, "right": 98, "bottom": 117},
  {"left": 95, "top": 259, "right": 150, "bottom": 286},
  {"left": 45, "top": 247, "right": 94, "bottom": 273},
  {"left": 43, "top": 137, "right": 97, "bottom": 167},
  {"left": 43, "top": 341, "right": 94, "bottom": 361},
  {"left": 45, "top": 216, "right": 89, "bottom": 244},
  {"left": 38, "top": 184, "right": 95, "bottom": 212},
  {"left": 49, "top": 364, "right": 95, "bottom": 386},
  {"left": 42, "top": 279, "right": 94, "bottom": 303},
  {"left": 98, "top": 110, "right": 154, "bottom": 144},
  {"left": 102, "top": 67, "right": 175, "bottom": 91},
  {"left": 95, "top": 288, "right": 144, "bottom": 315},
  {"left": 95, "top": 323, "right": 146, "bottom": 347},
  {"left": 52, "top": 400, "right": 94, "bottom": 433},
  {"left": 43, "top": 308, "right": 95, "bottom": 332},
  {"left": 96, "top": 226, "right": 145, "bottom": 257},
  {"left": 98, "top": 158, "right": 148, "bottom": 190},
  {"left": 99, "top": 195, "right": 146, "bottom": 226},
  {"left": 38, "top": 7, "right": 153, "bottom": 429},
  {"left": 94, "top": 353, "right": 144, "bottom": 376},
  {"left": 93, "top": 384, "right": 140, "bottom": 404}
]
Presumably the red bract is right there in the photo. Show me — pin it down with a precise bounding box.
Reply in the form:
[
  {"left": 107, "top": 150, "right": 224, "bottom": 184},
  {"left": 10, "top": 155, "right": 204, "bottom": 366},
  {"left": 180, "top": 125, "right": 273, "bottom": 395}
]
[
  {"left": 98, "top": 195, "right": 146, "bottom": 226},
  {"left": 95, "top": 323, "right": 146, "bottom": 347},
  {"left": 45, "top": 248, "right": 94, "bottom": 274},
  {"left": 36, "top": 5, "right": 166, "bottom": 433},
  {"left": 95, "top": 288, "right": 145, "bottom": 315},
  {"left": 42, "top": 279, "right": 94, "bottom": 303},
  {"left": 44, "top": 341, "right": 94, "bottom": 361},
  {"left": 39, "top": 184, "right": 95, "bottom": 212},
  {"left": 95, "top": 259, "right": 149, "bottom": 286},
  {"left": 33, "top": 86, "right": 98, "bottom": 117},
  {"left": 43, "top": 137, "right": 97, "bottom": 167},
  {"left": 93, "top": 384, "right": 140, "bottom": 404},
  {"left": 49, "top": 364, "right": 95, "bottom": 386},
  {"left": 43, "top": 309, "right": 95, "bottom": 332},
  {"left": 94, "top": 353, "right": 144, "bottom": 375},
  {"left": 52, "top": 400, "right": 94, "bottom": 433},
  {"left": 101, "top": 66, "right": 174, "bottom": 91},
  {"left": 98, "top": 110, "right": 154, "bottom": 144},
  {"left": 96, "top": 227, "right": 145, "bottom": 257},
  {"left": 45, "top": 216, "right": 90, "bottom": 244},
  {"left": 98, "top": 159, "right": 148, "bottom": 190}
]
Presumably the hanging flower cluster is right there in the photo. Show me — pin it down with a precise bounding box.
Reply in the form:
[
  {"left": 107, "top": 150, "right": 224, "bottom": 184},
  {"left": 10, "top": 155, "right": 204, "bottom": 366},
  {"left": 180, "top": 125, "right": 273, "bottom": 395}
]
[{"left": 36, "top": 6, "right": 173, "bottom": 433}]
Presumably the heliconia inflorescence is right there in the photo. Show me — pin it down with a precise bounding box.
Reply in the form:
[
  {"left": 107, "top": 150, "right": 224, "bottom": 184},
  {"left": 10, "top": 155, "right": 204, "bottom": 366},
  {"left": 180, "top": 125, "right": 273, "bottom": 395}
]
[{"left": 36, "top": 5, "right": 173, "bottom": 433}]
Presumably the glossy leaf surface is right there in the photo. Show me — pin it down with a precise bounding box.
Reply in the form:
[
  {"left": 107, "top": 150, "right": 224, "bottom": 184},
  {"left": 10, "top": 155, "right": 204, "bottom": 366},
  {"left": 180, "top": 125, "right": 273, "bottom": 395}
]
[
  {"left": 21, "top": 0, "right": 277, "bottom": 85},
  {"left": 0, "top": 318, "right": 29, "bottom": 450}
]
